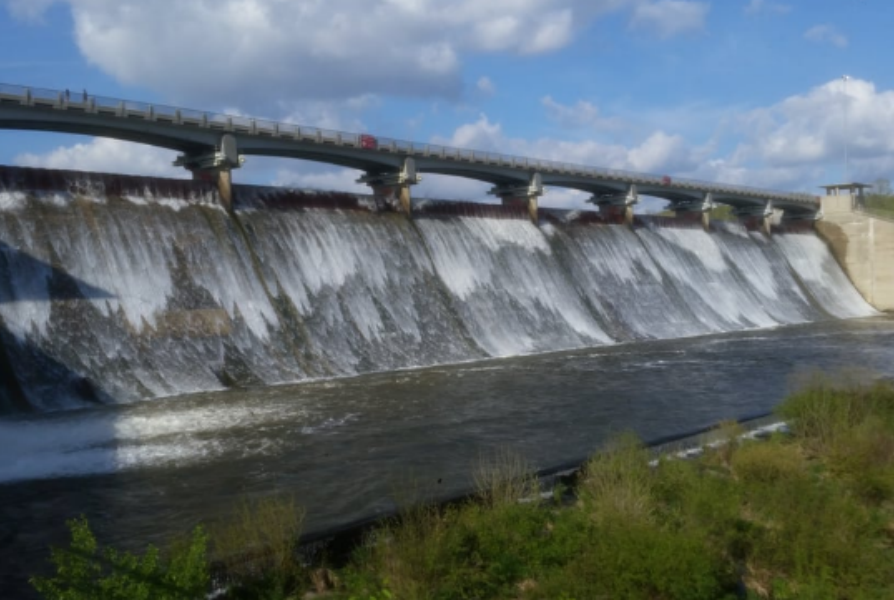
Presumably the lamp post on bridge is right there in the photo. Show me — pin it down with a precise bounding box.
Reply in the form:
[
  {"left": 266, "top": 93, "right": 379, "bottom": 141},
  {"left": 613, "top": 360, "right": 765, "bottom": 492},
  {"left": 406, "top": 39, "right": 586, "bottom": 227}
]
[{"left": 842, "top": 74, "right": 851, "bottom": 185}]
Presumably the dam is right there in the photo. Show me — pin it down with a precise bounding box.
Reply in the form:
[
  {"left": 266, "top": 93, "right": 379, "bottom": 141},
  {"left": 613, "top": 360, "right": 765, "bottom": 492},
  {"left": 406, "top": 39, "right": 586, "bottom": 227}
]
[
  {"left": 0, "top": 165, "right": 873, "bottom": 413},
  {"left": 0, "top": 164, "right": 891, "bottom": 598}
]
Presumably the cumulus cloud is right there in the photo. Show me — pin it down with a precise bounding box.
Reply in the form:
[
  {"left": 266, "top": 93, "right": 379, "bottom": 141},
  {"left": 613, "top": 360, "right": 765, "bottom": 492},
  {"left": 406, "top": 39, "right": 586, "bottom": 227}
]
[
  {"left": 804, "top": 25, "right": 848, "bottom": 48},
  {"left": 14, "top": 138, "right": 183, "bottom": 177},
  {"left": 733, "top": 78, "right": 884, "bottom": 166},
  {"left": 432, "top": 114, "right": 692, "bottom": 175},
  {"left": 6, "top": 0, "right": 640, "bottom": 111},
  {"left": 744, "top": 0, "right": 791, "bottom": 15},
  {"left": 627, "top": 131, "right": 696, "bottom": 173},
  {"left": 694, "top": 76, "right": 894, "bottom": 191},
  {"left": 541, "top": 96, "right": 622, "bottom": 131},
  {"left": 273, "top": 165, "right": 367, "bottom": 193},
  {"left": 5, "top": 0, "right": 58, "bottom": 21},
  {"left": 629, "top": 0, "right": 710, "bottom": 39},
  {"left": 476, "top": 76, "right": 497, "bottom": 96}
]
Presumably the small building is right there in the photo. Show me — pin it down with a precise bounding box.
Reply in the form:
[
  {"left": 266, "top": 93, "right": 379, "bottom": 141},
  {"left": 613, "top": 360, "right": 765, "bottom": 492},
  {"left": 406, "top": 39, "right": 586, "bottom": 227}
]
[{"left": 820, "top": 182, "right": 872, "bottom": 207}]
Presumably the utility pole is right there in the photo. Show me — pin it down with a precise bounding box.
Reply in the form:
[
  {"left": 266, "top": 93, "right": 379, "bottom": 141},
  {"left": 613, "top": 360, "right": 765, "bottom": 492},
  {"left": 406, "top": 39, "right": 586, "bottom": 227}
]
[{"left": 842, "top": 74, "right": 851, "bottom": 184}]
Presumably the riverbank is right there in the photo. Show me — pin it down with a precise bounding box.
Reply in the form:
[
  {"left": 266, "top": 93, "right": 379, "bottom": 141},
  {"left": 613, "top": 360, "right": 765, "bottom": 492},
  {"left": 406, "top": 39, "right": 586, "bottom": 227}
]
[{"left": 30, "top": 374, "right": 894, "bottom": 599}]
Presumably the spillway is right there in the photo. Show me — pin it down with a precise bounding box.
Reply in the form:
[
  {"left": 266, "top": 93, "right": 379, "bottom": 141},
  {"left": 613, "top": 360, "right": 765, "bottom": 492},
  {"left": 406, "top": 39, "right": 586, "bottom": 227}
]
[{"left": 0, "top": 166, "right": 877, "bottom": 413}]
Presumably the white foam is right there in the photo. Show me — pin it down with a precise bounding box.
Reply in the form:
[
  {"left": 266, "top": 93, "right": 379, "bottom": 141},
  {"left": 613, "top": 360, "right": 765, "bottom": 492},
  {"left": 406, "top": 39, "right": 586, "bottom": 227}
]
[{"left": 0, "top": 402, "right": 313, "bottom": 483}]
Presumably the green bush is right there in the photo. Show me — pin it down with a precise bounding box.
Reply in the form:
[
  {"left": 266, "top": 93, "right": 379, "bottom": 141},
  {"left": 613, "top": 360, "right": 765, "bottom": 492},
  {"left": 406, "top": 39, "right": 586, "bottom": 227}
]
[
  {"left": 31, "top": 516, "right": 208, "bottom": 600},
  {"left": 777, "top": 376, "right": 894, "bottom": 454},
  {"left": 730, "top": 439, "right": 804, "bottom": 485},
  {"left": 578, "top": 432, "right": 655, "bottom": 524},
  {"left": 533, "top": 520, "right": 736, "bottom": 600}
]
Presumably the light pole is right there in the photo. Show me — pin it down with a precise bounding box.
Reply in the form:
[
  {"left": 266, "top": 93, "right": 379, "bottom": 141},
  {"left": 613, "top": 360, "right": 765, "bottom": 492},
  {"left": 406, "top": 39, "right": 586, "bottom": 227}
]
[{"left": 842, "top": 74, "right": 851, "bottom": 184}]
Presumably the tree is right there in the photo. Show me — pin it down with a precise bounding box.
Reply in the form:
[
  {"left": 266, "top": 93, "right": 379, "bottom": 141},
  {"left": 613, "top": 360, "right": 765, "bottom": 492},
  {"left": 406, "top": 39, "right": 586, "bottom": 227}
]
[{"left": 872, "top": 178, "right": 891, "bottom": 196}]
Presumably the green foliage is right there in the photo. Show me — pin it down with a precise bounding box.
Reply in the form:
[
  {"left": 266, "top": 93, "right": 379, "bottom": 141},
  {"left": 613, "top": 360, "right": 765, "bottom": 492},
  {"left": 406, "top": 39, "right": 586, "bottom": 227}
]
[
  {"left": 30, "top": 515, "right": 208, "bottom": 600},
  {"left": 578, "top": 431, "right": 654, "bottom": 524},
  {"left": 710, "top": 203, "right": 736, "bottom": 221},
  {"left": 211, "top": 493, "right": 307, "bottom": 597},
  {"left": 473, "top": 447, "right": 538, "bottom": 508},
  {"left": 863, "top": 193, "right": 894, "bottom": 219},
  {"left": 777, "top": 374, "right": 894, "bottom": 453}
]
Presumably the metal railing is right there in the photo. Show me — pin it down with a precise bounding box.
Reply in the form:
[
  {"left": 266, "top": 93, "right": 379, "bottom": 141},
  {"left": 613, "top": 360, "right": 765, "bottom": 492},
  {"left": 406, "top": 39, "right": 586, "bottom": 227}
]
[{"left": 0, "top": 82, "right": 819, "bottom": 205}]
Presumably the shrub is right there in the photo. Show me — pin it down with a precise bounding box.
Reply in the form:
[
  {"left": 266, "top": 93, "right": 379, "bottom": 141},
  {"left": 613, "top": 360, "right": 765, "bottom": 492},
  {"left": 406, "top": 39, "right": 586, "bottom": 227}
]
[
  {"left": 778, "top": 375, "right": 894, "bottom": 455},
  {"left": 473, "top": 447, "right": 538, "bottom": 508},
  {"left": 30, "top": 515, "right": 208, "bottom": 600},
  {"left": 578, "top": 432, "right": 654, "bottom": 524},
  {"left": 532, "top": 520, "right": 735, "bottom": 600},
  {"left": 730, "top": 439, "right": 804, "bottom": 485},
  {"left": 210, "top": 493, "right": 306, "bottom": 593}
]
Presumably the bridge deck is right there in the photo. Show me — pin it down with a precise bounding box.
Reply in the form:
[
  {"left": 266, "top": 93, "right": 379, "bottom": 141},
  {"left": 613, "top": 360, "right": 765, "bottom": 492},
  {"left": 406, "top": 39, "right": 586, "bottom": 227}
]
[{"left": 0, "top": 83, "right": 819, "bottom": 212}]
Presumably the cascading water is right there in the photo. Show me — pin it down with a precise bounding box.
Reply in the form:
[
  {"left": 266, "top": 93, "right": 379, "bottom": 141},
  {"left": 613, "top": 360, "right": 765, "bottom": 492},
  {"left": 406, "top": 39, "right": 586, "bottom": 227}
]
[{"left": 0, "top": 166, "right": 878, "bottom": 414}]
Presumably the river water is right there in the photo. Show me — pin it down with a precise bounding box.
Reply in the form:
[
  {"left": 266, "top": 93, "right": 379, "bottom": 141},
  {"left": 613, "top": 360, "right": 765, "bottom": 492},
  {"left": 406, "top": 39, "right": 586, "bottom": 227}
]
[{"left": 0, "top": 166, "right": 889, "bottom": 596}]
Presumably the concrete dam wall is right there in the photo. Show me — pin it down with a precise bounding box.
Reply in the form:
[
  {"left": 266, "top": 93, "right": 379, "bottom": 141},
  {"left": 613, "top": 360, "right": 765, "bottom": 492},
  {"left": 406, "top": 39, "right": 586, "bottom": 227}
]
[
  {"left": 818, "top": 195, "right": 894, "bottom": 312},
  {"left": 0, "top": 166, "right": 876, "bottom": 414}
]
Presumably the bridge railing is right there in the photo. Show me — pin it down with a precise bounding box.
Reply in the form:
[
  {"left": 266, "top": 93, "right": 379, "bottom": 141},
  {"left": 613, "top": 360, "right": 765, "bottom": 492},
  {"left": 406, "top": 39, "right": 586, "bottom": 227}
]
[{"left": 0, "top": 82, "right": 818, "bottom": 205}]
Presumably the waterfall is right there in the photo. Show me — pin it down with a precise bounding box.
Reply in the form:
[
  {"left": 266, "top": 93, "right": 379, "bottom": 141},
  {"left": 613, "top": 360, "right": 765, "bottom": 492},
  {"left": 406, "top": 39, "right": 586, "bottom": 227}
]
[{"left": 0, "top": 167, "right": 877, "bottom": 413}]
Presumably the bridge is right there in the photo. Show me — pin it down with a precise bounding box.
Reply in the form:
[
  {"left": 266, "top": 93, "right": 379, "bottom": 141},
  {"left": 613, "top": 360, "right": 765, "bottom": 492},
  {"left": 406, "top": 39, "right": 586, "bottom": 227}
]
[{"left": 0, "top": 83, "right": 820, "bottom": 230}]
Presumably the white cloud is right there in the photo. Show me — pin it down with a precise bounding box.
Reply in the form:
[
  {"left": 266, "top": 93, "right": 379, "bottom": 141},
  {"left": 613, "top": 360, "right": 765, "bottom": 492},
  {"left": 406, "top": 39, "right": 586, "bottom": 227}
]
[
  {"left": 433, "top": 114, "right": 692, "bottom": 175},
  {"left": 698, "top": 77, "right": 894, "bottom": 190},
  {"left": 272, "top": 165, "right": 367, "bottom": 193},
  {"left": 627, "top": 131, "right": 695, "bottom": 173},
  {"left": 9, "top": 0, "right": 639, "bottom": 111},
  {"left": 5, "top": 0, "right": 58, "bottom": 21},
  {"left": 477, "top": 76, "right": 497, "bottom": 96},
  {"left": 744, "top": 0, "right": 791, "bottom": 15},
  {"left": 542, "top": 95, "right": 622, "bottom": 131},
  {"left": 14, "top": 138, "right": 183, "bottom": 178},
  {"left": 629, "top": 0, "right": 710, "bottom": 39},
  {"left": 804, "top": 25, "right": 848, "bottom": 48}
]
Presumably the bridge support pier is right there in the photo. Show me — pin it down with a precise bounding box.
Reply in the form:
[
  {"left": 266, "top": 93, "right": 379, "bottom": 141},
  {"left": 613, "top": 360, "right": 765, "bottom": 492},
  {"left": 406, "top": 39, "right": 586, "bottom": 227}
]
[
  {"left": 734, "top": 201, "right": 774, "bottom": 236},
  {"left": 489, "top": 172, "right": 543, "bottom": 224},
  {"left": 173, "top": 134, "right": 244, "bottom": 212},
  {"left": 671, "top": 192, "right": 714, "bottom": 231},
  {"left": 589, "top": 184, "right": 638, "bottom": 226},
  {"left": 358, "top": 158, "right": 420, "bottom": 216}
]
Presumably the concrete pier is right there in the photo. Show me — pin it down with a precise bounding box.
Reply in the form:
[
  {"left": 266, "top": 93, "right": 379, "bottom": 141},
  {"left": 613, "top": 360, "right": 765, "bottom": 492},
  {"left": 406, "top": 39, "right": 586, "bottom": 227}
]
[
  {"left": 174, "top": 133, "right": 243, "bottom": 212},
  {"left": 734, "top": 201, "right": 774, "bottom": 236},
  {"left": 592, "top": 184, "right": 637, "bottom": 226},
  {"left": 358, "top": 158, "right": 420, "bottom": 216},
  {"left": 490, "top": 173, "right": 543, "bottom": 224},
  {"left": 671, "top": 193, "right": 714, "bottom": 230}
]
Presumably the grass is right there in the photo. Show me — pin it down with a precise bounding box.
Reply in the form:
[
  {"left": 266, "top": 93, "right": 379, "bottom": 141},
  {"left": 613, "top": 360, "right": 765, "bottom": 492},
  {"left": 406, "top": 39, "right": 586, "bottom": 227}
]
[{"left": 33, "top": 375, "right": 894, "bottom": 599}]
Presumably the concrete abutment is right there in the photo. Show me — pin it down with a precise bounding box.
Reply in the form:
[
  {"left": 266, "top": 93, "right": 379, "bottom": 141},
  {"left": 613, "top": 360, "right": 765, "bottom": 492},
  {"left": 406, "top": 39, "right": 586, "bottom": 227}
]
[{"left": 818, "top": 194, "right": 894, "bottom": 311}]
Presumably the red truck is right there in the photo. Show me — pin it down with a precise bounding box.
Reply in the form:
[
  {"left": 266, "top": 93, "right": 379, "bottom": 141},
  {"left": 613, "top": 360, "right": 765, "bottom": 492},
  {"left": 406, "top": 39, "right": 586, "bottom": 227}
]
[{"left": 360, "top": 134, "right": 378, "bottom": 150}]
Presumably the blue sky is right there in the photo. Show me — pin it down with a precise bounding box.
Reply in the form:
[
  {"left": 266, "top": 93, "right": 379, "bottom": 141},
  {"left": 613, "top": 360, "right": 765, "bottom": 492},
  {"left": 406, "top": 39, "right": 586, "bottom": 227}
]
[{"left": 0, "top": 0, "right": 891, "bottom": 210}]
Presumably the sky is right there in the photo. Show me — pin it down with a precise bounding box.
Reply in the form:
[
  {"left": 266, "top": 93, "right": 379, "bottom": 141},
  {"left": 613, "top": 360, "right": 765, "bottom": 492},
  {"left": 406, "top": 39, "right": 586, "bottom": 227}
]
[{"left": 0, "top": 0, "right": 891, "bottom": 211}]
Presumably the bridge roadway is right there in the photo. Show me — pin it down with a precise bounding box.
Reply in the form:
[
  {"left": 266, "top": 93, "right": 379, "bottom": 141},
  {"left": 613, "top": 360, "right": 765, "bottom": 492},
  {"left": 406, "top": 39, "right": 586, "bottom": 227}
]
[{"left": 0, "top": 83, "right": 820, "bottom": 226}]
